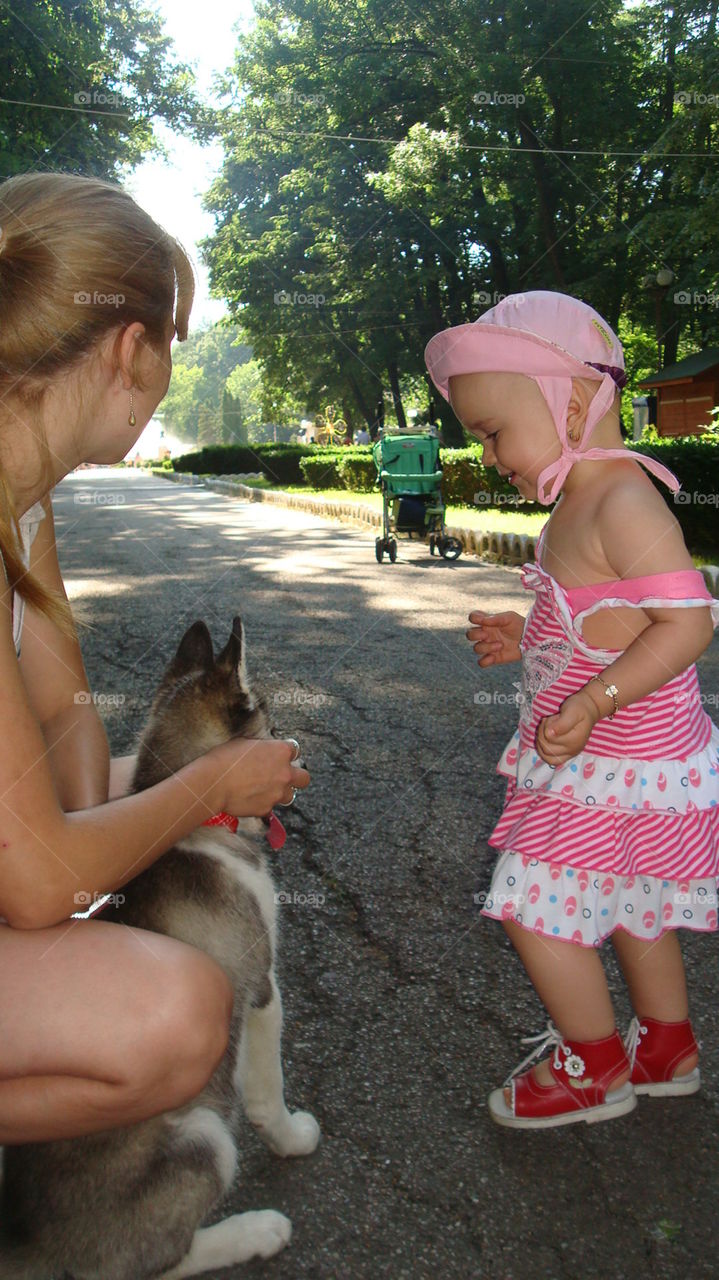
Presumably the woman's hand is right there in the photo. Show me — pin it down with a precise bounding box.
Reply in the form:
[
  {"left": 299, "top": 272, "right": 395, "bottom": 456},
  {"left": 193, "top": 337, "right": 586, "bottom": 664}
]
[
  {"left": 535, "top": 691, "right": 600, "bottom": 767},
  {"left": 466, "top": 610, "right": 525, "bottom": 666},
  {"left": 206, "top": 737, "right": 310, "bottom": 816}
]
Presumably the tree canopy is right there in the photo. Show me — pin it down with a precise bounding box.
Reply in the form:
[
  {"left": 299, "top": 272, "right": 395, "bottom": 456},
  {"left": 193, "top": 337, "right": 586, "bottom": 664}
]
[
  {"left": 0, "top": 0, "right": 210, "bottom": 177},
  {"left": 200, "top": 0, "right": 719, "bottom": 441}
]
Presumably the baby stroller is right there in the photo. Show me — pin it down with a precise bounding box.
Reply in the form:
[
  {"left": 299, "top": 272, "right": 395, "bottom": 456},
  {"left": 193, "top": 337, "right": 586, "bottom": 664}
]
[{"left": 371, "top": 428, "right": 463, "bottom": 563}]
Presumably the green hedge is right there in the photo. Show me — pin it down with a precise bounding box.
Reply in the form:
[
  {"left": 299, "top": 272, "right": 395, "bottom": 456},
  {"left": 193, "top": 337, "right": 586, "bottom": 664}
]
[
  {"left": 173, "top": 443, "right": 315, "bottom": 486},
  {"left": 299, "top": 446, "right": 375, "bottom": 490},
  {"left": 299, "top": 454, "right": 342, "bottom": 487},
  {"left": 337, "top": 453, "right": 376, "bottom": 491}
]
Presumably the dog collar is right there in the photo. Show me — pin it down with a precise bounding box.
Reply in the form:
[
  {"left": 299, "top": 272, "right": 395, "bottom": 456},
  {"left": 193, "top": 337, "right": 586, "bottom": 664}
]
[{"left": 202, "top": 810, "right": 287, "bottom": 850}]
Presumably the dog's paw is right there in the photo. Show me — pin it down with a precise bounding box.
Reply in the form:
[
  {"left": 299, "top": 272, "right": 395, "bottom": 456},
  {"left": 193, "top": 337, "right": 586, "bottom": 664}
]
[
  {"left": 271, "top": 1109, "right": 321, "bottom": 1157},
  {"left": 230, "top": 1210, "right": 292, "bottom": 1260}
]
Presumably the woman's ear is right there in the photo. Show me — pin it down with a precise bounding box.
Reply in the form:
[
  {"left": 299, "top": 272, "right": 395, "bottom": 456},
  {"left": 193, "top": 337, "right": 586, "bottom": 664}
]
[{"left": 100, "top": 321, "right": 147, "bottom": 390}]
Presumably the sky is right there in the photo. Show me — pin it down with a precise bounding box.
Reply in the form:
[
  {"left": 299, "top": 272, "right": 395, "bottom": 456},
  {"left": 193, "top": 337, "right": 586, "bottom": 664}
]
[{"left": 125, "top": 0, "right": 257, "bottom": 332}]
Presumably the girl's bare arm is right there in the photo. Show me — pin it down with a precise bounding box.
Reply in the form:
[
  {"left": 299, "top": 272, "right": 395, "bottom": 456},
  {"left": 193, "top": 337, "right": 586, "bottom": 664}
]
[{"left": 575, "top": 480, "right": 715, "bottom": 715}]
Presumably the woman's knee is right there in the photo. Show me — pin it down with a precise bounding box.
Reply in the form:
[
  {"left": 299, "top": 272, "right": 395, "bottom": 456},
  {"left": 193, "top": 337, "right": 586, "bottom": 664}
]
[{"left": 127, "top": 953, "right": 234, "bottom": 1104}]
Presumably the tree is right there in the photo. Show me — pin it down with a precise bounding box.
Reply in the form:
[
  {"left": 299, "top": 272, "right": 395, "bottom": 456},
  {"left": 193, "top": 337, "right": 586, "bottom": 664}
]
[
  {"left": 201, "top": 0, "right": 719, "bottom": 446},
  {"left": 160, "top": 322, "right": 255, "bottom": 445},
  {"left": 225, "top": 360, "right": 264, "bottom": 440},
  {"left": 0, "top": 0, "right": 210, "bottom": 178}
]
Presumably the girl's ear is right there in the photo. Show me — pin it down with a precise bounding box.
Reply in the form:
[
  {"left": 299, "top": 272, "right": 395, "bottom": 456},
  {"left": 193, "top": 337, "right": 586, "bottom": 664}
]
[{"left": 566, "top": 377, "right": 597, "bottom": 440}]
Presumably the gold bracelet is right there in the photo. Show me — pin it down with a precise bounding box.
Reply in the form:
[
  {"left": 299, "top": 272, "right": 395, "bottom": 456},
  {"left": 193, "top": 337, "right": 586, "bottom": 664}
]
[{"left": 589, "top": 673, "right": 619, "bottom": 719}]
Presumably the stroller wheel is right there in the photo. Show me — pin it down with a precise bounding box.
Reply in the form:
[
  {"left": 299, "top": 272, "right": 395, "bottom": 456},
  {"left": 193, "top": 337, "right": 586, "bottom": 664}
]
[
  {"left": 375, "top": 537, "right": 385, "bottom": 563},
  {"left": 440, "top": 536, "right": 463, "bottom": 561},
  {"left": 388, "top": 538, "right": 398, "bottom": 563}
]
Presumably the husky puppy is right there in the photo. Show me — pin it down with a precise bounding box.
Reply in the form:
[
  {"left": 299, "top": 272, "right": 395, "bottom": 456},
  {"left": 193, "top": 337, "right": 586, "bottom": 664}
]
[{"left": 0, "top": 616, "right": 320, "bottom": 1280}]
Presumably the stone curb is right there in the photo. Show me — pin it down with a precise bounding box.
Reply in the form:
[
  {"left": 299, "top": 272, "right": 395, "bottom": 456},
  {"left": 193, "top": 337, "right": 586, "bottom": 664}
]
[{"left": 150, "top": 469, "right": 719, "bottom": 590}]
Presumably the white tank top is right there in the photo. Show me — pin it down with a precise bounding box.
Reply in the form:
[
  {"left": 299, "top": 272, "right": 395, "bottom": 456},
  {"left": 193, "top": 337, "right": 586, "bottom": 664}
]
[
  {"left": 0, "top": 501, "right": 46, "bottom": 927},
  {"left": 0, "top": 500, "right": 47, "bottom": 657}
]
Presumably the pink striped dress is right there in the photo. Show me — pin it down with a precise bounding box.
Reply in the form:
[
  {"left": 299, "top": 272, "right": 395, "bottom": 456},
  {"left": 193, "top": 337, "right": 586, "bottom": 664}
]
[{"left": 480, "top": 524, "right": 719, "bottom": 948}]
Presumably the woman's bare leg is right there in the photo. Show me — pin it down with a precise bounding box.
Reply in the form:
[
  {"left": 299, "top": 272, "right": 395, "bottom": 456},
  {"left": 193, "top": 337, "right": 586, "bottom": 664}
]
[
  {"left": 0, "top": 919, "right": 233, "bottom": 1144},
  {"left": 610, "top": 928, "right": 698, "bottom": 1076},
  {"left": 500, "top": 919, "right": 628, "bottom": 1105}
]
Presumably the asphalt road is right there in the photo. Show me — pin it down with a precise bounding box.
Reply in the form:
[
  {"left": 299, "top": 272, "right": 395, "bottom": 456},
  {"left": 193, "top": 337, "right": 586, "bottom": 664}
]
[{"left": 54, "top": 468, "right": 719, "bottom": 1280}]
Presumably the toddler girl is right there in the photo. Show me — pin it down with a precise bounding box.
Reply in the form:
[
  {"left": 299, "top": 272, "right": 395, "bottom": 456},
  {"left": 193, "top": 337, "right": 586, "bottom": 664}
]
[{"left": 425, "top": 291, "right": 719, "bottom": 1129}]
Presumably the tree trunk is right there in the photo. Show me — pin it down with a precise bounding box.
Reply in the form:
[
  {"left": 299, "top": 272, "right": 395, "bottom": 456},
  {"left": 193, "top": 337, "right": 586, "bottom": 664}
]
[
  {"left": 387, "top": 360, "right": 407, "bottom": 430},
  {"left": 517, "top": 112, "right": 566, "bottom": 289},
  {"left": 345, "top": 366, "right": 372, "bottom": 426}
]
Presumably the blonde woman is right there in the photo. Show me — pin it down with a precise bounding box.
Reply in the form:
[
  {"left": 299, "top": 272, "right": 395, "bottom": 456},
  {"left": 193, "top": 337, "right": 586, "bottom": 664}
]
[{"left": 0, "top": 173, "right": 309, "bottom": 1145}]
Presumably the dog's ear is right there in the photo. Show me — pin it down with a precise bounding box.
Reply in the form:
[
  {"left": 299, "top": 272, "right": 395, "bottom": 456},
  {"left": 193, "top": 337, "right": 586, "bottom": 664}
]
[
  {"left": 171, "top": 620, "right": 215, "bottom": 675},
  {"left": 216, "top": 615, "right": 249, "bottom": 687}
]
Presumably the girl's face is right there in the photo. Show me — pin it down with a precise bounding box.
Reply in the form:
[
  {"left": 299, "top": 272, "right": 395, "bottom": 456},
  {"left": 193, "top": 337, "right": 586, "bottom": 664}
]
[{"left": 448, "top": 371, "right": 561, "bottom": 500}]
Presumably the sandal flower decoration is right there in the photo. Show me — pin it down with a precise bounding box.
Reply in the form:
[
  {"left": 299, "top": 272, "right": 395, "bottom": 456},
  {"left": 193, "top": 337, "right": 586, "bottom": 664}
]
[{"left": 562, "top": 1050, "right": 586, "bottom": 1078}]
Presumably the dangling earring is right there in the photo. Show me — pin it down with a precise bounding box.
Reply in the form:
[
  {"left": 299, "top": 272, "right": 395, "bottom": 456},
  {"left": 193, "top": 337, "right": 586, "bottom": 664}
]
[{"left": 128, "top": 388, "right": 136, "bottom": 427}]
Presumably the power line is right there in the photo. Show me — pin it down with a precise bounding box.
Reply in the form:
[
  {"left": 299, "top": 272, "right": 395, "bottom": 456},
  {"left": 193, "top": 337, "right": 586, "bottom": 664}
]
[
  {"left": 255, "top": 124, "right": 719, "bottom": 160},
  {"left": 2, "top": 97, "right": 715, "bottom": 159}
]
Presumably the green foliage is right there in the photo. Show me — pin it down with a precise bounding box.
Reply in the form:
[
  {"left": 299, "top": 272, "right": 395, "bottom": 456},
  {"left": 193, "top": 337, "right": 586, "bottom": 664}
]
[
  {"left": 199, "top": 0, "right": 719, "bottom": 441},
  {"left": 160, "top": 323, "right": 254, "bottom": 444},
  {"left": 173, "top": 443, "right": 315, "bottom": 486},
  {"left": 0, "top": 0, "right": 209, "bottom": 176},
  {"left": 337, "top": 453, "right": 377, "bottom": 492},
  {"left": 224, "top": 359, "right": 262, "bottom": 440},
  {"left": 299, "top": 455, "right": 343, "bottom": 488}
]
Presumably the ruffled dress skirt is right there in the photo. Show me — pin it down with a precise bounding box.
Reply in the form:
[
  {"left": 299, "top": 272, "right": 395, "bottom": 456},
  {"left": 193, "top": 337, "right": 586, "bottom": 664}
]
[{"left": 480, "top": 725, "right": 719, "bottom": 948}]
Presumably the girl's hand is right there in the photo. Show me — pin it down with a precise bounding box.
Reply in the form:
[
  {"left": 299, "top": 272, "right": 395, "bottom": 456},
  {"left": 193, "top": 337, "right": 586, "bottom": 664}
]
[
  {"left": 206, "top": 737, "right": 309, "bottom": 816},
  {"left": 466, "top": 610, "right": 525, "bottom": 666},
  {"left": 535, "top": 691, "right": 600, "bottom": 767}
]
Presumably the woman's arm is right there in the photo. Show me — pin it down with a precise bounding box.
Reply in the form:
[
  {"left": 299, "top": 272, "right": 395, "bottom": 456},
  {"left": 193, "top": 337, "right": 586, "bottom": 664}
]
[
  {"left": 1, "top": 495, "right": 302, "bottom": 929},
  {"left": 33, "top": 704, "right": 110, "bottom": 810}
]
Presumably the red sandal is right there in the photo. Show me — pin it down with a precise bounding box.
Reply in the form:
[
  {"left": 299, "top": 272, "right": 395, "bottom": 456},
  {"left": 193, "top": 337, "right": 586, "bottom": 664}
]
[
  {"left": 488, "top": 1020, "right": 637, "bottom": 1130},
  {"left": 624, "top": 1016, "right": 701, "bottom": 1097}
]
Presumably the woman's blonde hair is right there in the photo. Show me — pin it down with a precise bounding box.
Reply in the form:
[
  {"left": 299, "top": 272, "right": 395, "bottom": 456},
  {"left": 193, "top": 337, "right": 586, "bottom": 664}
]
[{"left": 0, "top": 172, "right": 195, "bottom": 636}]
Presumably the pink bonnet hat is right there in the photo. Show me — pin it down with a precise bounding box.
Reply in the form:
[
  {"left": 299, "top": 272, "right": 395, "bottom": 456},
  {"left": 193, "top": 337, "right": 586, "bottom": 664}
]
[{"left": 424, "top": 290, "right": 680, "bottom": 505}]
